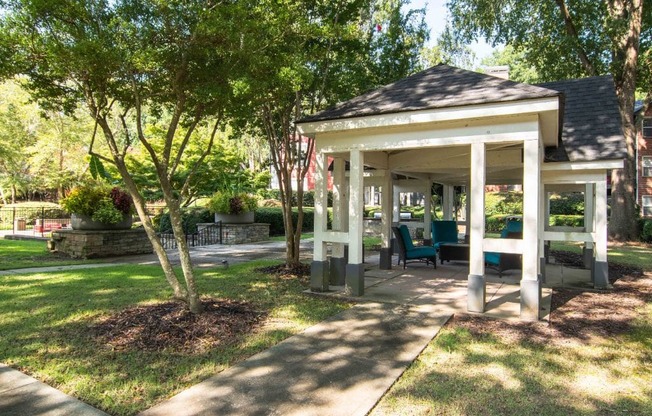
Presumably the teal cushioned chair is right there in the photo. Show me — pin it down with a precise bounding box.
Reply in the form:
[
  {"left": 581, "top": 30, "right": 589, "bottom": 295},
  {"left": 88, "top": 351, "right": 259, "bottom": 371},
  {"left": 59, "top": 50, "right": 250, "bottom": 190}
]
[
  {"left": 485, "top": 220, "right": 523, "bottom": 276},
  {"left": 392, "top": 225, "right": 437, "bottom": 269},
  {"left": 432, "top": 220, "right": 459, "bottom": 251}
]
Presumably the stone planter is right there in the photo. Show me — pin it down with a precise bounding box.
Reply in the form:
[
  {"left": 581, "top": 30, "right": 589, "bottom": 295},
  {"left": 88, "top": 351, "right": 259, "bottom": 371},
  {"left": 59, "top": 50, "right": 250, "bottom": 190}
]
[
  {"left": 71, "top": 213, "right": 133, "bottom": 230},
  {"left": 214, "top": 211, "right": 254, "bottom": 224}
]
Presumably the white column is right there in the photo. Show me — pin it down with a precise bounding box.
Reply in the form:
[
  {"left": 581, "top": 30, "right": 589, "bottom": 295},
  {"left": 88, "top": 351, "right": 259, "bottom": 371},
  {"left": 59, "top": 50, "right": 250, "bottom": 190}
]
[
  {"left": 379, "top": 170, "right": 394, "bottom": 269},
  {"left": 520, "top": 138, "right": 542, "bottom": 320},
  {"left": 583, "top": 183, "right": 595, "bottom": 269},
  {"left": 594, "top": 177, "right": 609, "bottom": 287},
  {"left": 443, "top": 185, "right": 454, "bottom": 220},
  {"left": 467, "top": 143, "right": 486, "bottom": 313},
  {"left": 332, "top": 157, "right": 346, "bottom": 258},
  {"left": 310, "top": 149, "right": 329, "bottom": 291},
  {"left": 313, "top": 150, "right": 328, "bottom": 262},
  {"left": 392, "top": 188, "right": 400, "bottom": 223},
  {"left": 522, "top": 139, "right": 541, "bottom": 280},
  {"left": 469, "top": 144, "right": 486, "bottom": 276},
  {"left": 424, "top": 181, "right": 432, "bottom": 243},
  {"left": 346, "top": 149, "right": 365, "bottom": 295}
]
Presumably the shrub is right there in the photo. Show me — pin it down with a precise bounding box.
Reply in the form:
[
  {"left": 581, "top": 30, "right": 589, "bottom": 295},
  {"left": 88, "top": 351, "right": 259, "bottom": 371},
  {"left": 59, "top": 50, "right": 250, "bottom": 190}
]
[
  {"left": 550, "top": 192, "right": 584, "bottom": 215},
  {"left": 254, "top": 207, "right": 323, "bottom": 236},
  {"left": 60, "top": 185, "right": 133, "bottom": 224},
  {"left": 155, "top": 207, "right": 213, "bottom": 233},
  {"left": 486, "top": 215, "right": 511, "bottom": 233},
  {"left": 206, "top": 191, "right": 258, "bottom": 214},
  {"left": 549, "top": 215, "right": 584, "bottom": 227},
  {"left": 641, "top": 220, "right": 652, "bottom": 243}
]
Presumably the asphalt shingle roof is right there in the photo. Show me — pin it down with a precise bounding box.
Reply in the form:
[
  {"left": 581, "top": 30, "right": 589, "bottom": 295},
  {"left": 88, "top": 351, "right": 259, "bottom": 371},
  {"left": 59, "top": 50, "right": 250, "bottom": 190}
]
[
  {"left": 538, "top": 76, "right": 625, "bottom": 162},
  {"left": 299, "top": 64, "right": 561, "bottom": 123}
]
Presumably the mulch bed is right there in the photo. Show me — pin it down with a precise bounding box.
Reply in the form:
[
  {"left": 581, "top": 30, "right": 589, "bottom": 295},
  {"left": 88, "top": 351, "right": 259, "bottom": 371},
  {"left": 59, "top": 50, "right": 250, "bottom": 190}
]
[
  {"left": 254, "top": 263, "right": 311, "bottom": 284},
  {"left": 449, "top": 251, "right": 651, "bottom": 346},
  {"left": 93, "top": 299, "right": 266, "bottom": 353}
]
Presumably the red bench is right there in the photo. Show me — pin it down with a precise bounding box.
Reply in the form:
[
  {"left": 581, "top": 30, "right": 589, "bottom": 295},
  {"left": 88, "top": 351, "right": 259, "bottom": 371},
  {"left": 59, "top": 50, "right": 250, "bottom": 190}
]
[{"left": 34, "top": 219, "right": 69, "bottom": 233}]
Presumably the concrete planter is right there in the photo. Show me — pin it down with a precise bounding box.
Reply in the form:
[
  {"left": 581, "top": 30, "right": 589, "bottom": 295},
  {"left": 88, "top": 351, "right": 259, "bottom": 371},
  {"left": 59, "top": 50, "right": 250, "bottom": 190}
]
[
  {"left": 214, "top": 211, "right": 254, "bottom": 224},
  {"left": 71, "top": 213, "right": 133, "bottom": 230}
]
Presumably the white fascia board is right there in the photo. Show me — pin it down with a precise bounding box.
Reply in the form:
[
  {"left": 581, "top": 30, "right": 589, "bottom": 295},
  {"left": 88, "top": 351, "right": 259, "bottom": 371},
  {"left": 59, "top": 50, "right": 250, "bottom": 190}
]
[
  {"left": 541, "top": 159, "right": 624, "bottom": 171},
  {"left": 297, "top": 97, "right": 559, "bottom": 136},
  {"left": 315, "top": 117, "right": 539, "bottom": 153}
]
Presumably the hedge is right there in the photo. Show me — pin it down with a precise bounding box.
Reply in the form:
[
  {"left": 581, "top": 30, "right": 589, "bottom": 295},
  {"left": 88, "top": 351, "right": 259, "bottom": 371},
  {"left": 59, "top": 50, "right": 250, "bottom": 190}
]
[
  {"left": 548, "top": 215, "right": 584, "bottom": 228},
  {"left": 255, "top": 207, "right": 329, "bottom": 236},
  {"left": 155, "top": 207, "right": 213, "bottom": 233},
  {"left": 641, "top": 219, "right": 652, "bottom": 243}
]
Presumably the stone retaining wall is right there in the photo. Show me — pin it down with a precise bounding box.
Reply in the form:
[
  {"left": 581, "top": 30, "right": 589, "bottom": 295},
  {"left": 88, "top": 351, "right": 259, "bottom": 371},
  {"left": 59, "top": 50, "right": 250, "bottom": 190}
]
[
  {"left": 219, "top": 223, "right": 270, "bottom": 245},
  {"left": 50, "top": 229, "right": 153, "bottom": 259}
]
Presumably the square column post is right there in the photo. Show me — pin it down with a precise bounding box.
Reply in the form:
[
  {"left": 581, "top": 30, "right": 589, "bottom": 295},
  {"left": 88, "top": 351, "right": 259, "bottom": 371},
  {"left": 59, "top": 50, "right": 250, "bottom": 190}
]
[
  {"left": 583, "top": 183, "right": 595, "bottom": 269},
  {"left": 311, "top": 150, "right": 330, "bottom": 292},
  {"left": 443, "top": 185, "right": 455, "bottom": 220},
  {"left": 379, "top": 170, "right": 394, "bottom": 269},
  {"left": 521, "top": 139, "right": 542, "bottom": 320},
  {"left": 468, "top": 143, "right": 486, "bottom": 313},
  {"left": 346, "top": 149, "right": 365, "bottom": 296},
  {"left": 329, "top": 157, "right": 347, "bottom": 285},
  {"left": 423, "top": 181, "right": 432, "bottom": 245},
  {"left": 594, "top": 178, "right": 609, "bottom": 287}
]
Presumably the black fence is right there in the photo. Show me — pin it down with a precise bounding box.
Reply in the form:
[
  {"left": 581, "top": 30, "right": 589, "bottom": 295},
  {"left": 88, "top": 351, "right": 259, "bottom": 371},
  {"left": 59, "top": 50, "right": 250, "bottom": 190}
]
[
  {"left": 157, "top": 222, "right": 223, "bottom": 249},
  {"left": 0, "top": 205, "right": 70, "bottom": 237}
]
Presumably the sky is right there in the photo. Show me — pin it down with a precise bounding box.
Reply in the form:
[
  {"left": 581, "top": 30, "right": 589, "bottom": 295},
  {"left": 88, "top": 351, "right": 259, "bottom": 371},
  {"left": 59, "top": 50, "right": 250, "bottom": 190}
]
[{"left": 408, "top": 0, "right": 496, "bottom": 64}]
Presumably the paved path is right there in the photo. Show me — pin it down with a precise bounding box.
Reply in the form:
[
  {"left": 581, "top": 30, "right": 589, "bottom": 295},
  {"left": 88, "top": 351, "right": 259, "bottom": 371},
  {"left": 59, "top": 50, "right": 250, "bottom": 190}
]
[
  {"left": 0, "top": 364, "right": 108, "bottom": 416},
  {"left": 140, "top": 302, "right": 450, "bottom": 416}
]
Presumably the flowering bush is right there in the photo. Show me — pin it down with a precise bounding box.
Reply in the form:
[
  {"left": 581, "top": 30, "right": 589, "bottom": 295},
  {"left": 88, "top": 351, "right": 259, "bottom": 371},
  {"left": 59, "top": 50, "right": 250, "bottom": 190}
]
[
  {"left": 60, "top": 185, "right": 133, "bottom": 224},
  {"left": 206, "top": 191, "right": 258, "bottom": 215}
]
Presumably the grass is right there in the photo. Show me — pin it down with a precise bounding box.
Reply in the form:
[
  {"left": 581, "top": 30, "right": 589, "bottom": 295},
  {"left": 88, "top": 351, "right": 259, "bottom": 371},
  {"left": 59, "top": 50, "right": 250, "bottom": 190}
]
[
  {"left": 550, "top": 240, "right": 652, "bottom": 271},
  {"left": 371, "top": 318, "right": 652, "bottom": 415},
  {"left": 371, "top": 244, "right": 652, "bottom": 415},
  {"left": 0, "top": 238, "right": 96, "bottom": 270},
  {"left": 0, "top": 261, "right": 350, "bottom": 415}
]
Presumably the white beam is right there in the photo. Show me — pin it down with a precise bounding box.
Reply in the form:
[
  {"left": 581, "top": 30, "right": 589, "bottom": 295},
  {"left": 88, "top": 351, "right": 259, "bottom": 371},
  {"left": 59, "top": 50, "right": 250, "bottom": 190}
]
[{"left": 483, "top": 238, "right": 523, "bottom": 254}]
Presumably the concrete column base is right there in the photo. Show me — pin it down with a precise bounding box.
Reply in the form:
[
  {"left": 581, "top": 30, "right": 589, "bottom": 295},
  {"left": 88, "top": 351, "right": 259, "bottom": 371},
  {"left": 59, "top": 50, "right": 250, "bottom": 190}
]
[
  {"left": 310, "top": 260, "right": 329, "bottom": 292},
  {"left": 520, "top": 278, "right": 542, "bottom": 321},
  {"left": 467, "top": 274, "right": 486, "bottom": 313},
  {"left": 345, "top": 263, "right": 365, "bottom": 296},
  {"left": 379, "top": 248, "right": 393, "bottom": 270},
  {"left": 540, "top": 257, "right": 547, "bottom": 284},
  {"left": 583, "top": 247, "right": 594, "bottom": 269},
  {"left": 593, "top": 260, "right": 609, "bottom": 288},
  {"left": 329, "top": 257, "right": 346, "bottom": 285}
]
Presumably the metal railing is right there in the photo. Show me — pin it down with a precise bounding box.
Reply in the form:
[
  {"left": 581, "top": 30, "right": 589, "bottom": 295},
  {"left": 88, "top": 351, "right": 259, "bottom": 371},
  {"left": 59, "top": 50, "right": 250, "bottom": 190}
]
[
  {"left": 157, "top": 222, "right": 223, "bottom": 249},
  {"left": 0, "top": 205, "right": 70, "bottom": 237}
]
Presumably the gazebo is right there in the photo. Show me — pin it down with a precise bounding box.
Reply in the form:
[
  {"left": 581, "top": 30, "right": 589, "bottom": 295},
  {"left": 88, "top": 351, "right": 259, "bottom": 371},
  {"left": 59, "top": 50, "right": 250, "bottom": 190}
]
[{"left": 296, "top": 65, "right": 625, "bottom": 320}]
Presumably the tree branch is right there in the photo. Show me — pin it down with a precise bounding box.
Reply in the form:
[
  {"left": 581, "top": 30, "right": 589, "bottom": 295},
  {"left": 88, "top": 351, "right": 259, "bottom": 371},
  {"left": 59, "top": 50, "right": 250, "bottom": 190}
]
[{"left": 554, "top": 0, "right": 597, "bottom": 76}]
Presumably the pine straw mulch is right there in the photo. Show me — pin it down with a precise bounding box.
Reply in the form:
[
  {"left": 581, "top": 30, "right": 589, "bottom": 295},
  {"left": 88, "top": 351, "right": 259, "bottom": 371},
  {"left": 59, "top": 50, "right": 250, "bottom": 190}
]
[
  {"left": 92, "top": 263, "right": 311, "bottom": 353},
  {"left": 93, "top": 298, "right": 267, "bottom": 353},
  {"left": 449, "top": 251, "right": 652, "bottom": 347}
]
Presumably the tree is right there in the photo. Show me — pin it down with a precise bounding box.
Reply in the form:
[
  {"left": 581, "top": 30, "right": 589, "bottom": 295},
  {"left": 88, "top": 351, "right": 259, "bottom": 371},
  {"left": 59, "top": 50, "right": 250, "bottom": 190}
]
[
  {"left": 1, "top": 0, "right": 256, "bottom": 313},
  {"left": 237, "top": 0, "right": 428, "bottom": 268},
  {"left": 421, "top": 22, "right": 476, "bottom": 69},
  {"left": 447, "top": 0, "right": 650, "bottom": 240},
  {"left": 480, "top": 45, "right": 540, "bottom": 84}
]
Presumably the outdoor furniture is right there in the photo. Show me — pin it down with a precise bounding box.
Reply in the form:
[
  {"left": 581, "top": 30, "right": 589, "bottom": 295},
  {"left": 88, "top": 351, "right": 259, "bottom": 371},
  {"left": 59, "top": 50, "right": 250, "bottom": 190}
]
[
  {"left": 432, "top": 220, "right": 458, "bottom": 250},
  {"left": 485, "top": 220, "right": 523, "bottom": 277},
  {"left": 439, "top": 243, "right": 469, "bottom": 264},
  {"left": 392, "top": 225, "right": 437, "bottom": 269}
]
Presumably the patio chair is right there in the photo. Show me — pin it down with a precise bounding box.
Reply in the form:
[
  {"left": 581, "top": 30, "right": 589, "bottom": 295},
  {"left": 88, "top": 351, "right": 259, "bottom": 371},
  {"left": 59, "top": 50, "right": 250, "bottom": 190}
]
[
  {"left": 392, "top": 225, "right": 437, "bottom": 269},
  {"left": 484, "top": 219, "right": 523, "bottom": 277},
  {"left": 432, "top": 220, "right": 459, "bottom": 251}
]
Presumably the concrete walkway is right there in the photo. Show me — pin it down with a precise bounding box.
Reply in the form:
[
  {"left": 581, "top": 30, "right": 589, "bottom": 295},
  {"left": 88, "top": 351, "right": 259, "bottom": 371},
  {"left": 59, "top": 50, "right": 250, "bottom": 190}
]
[{"left": 0, "top": 364, "right": 108, "bottom": 416}]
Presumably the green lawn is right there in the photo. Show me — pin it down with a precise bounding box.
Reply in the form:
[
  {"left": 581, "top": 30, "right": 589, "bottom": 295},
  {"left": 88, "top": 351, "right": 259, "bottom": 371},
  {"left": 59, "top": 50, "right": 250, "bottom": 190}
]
[
  {"left": 0, "top": 261, "right": 350, "bottom": 415},
  {"left": 0, "top": 238, "right": 95, "bottom": 270},
  {"left": 551, "top": 240, "right": 652, "bottom": 271}
]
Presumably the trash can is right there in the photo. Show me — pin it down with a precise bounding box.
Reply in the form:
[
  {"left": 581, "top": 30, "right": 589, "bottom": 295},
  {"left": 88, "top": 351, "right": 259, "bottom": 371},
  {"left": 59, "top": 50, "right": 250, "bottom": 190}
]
[{"left": 14, "top": 218, "right": 26, "bottom": 231}]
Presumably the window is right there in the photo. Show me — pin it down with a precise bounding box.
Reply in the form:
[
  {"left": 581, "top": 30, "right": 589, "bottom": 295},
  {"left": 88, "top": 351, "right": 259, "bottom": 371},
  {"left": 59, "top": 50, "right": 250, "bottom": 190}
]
[
  {"left": 643, "top": 196, "right": 652, "bottom": 217},
  {"left": 643, "top": 157, "right": 652, "bottom": 177},
  {"left": 644, "top": 118, "right": 652, "bottom": 139}
]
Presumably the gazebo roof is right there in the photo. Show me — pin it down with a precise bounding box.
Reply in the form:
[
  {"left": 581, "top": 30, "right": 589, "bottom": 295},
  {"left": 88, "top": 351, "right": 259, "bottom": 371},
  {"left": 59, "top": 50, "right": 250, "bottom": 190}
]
[
  {"left": 300, "top": 64, "right": 561, "bottom": 123},
  {"left": 538, "top": 76, "right": 626, "bottom": 162}
]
